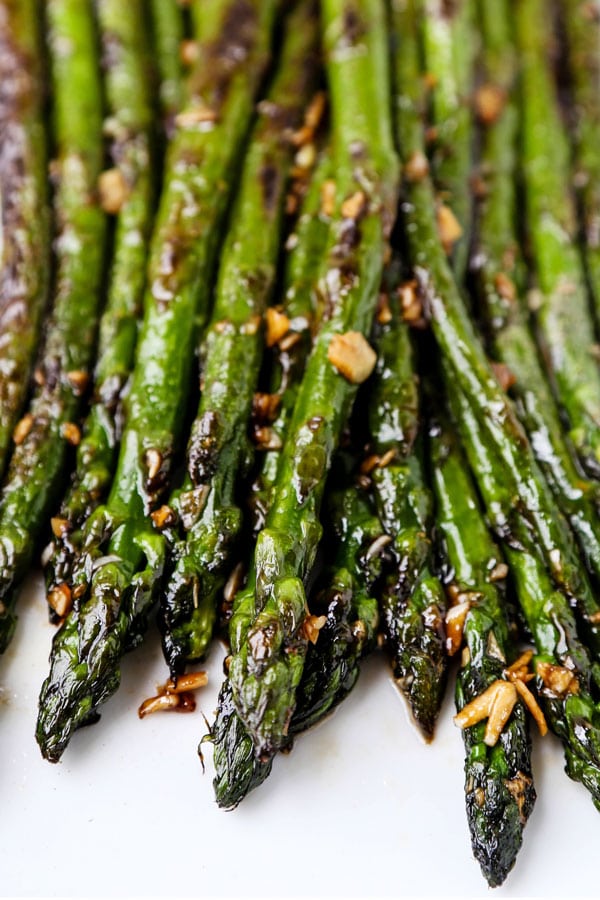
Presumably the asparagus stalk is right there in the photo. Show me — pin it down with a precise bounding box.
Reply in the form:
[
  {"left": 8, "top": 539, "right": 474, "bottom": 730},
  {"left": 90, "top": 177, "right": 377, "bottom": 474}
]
[
  {"left": 36, "top": 0, "right": 280, "bottom": 763},
  {"left": 448, "top": 379, "right": 600, "bottom": 810},
  {"left": 0, "top": 0, "right": 106, "bottom": 650},
  {"left": 429, "top": 403, "right": 535, "bottom": 888},
  {"left": 149, "top": 0, "right": 185, "bottom": 129},
  {"left": 368, "top": 278, "right": 447, "bottom": 740},
  {"left": 515, "top": 0, "right": 600, "bottom": 479},
  {"left": 45, "top": 0, "right": 155, "bottom": 605},
  {"left": 560, "top": 0, "right": 600, "bottom": 327},
  {"left": 0, "top": 0, "right": 50, "bottom": 479},
  {"left": 421, "top": 0, "right": 475, "bottom": 282},
  {"left": 211, "top": 151, "right": 335, "bottom": 809},
  {"left": 471, "top": 0, "right": 600, "bottom": 583},
  {"left": 394, "top": 0, "right": 600, "bottom": 658},
  {"left": 289, "top": 476, "right": 381, "bottom": 735},
  {"left": 251, "top": 147, "right": 332, "bottom": 526},
  {"left": 228, "top": 0, "right": 399, "bottom": 762},
  {"left": 159, "top": 0, "right": 320, "bottom": 676},
  {"left": 213, "top": 463, "right": 381, "bottom": 809}
]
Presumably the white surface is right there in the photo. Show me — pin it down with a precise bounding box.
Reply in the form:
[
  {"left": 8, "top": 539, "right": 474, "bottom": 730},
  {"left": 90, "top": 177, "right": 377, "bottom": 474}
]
[{"left": 1, "top": 573, "right": 599, "bottom": 899}]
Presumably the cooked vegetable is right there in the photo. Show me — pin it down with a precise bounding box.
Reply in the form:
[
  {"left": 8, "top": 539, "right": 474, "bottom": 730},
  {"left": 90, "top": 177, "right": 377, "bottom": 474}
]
[
  {"left": 36, "top": 0, "right": 280, "bottom": 762},
  {"left": 0, "top": 0, "right": 106, "bottom": 650},
  {"left": 227, "top": 0, "right": 399, "bottom": 763},
  {"left": 159, "top": 0, "right": 320, "bottom": 676},
  {"left": 45, "top": 0, "right": 155, "bottom": 603},
  {"left": 368, "top": 269, "right": 447, "bottom": 740},
  {"left": 0, "top": 0, "right": 50, "bottom": 479},
  {"left": 472, "top": 0, "right": 600, "bottom": 586},
  {"left": 516, "top": 0, "right": 600, "bottom": 479},
  {"left": 429, "top": 401, "right": 535, "bottom": 888}
]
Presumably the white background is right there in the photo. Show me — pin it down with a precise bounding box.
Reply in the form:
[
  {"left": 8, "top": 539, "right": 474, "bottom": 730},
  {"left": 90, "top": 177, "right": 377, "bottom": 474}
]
[{"left": 1, "top": 573, "right": 598, "bottom": 899}]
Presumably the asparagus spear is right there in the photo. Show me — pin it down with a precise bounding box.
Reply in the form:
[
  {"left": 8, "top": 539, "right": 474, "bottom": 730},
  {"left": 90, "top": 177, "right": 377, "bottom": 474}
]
[
  {"left": 289, "top": 476, "right": 381, "bottom": 735},
  {"left": 0, "top": 0, "right": 50, "bottom": 479},
  {"left": 213, "top": 464, "right": 381, "bottom": 809},
  {"left": 228, "top": 0, "right": 399, "bottom": 762},
  {"left": 560, "top": 0, "right": 600, "bottom": 326},
  {"left": 45, "top": 0, "right": 155, "bottom": 606},
  {"left": 250, "top": 146, "right": 332, "bottom": 527},
  {"left": 36, "top": 0, "right": 280, "bottom": 763},
  {"left": 429, "top": 403, "right": 535, "bottom": 888},
  {"left": 421, "top": 0, "right": 475, "bottom": 282},
  {"left": 149, "top": 0, "right": 185, "bottom": 129},
  {"left": 515, "top": 0, "right": 600, "bottom": 479},
  {"left": 448, "top": 380, "right": 600, "bottom": 811},
  {"left": 394, "top": 0, "right": 600, "bottom": 658},
  {"left": 368, "top": 279, "right": 447, "bottom": 740},
  {"left": 471, "top": 0, "right": 600, "bottom": 583},
  {"left": 211, "top": 151, "right": 335, "bottom": 809},
  {"left": 159, "top": 0, "right": 320, "bottom": 676},
  {"left": 0, "top": 0, "right": 106, "bottom": 650}
]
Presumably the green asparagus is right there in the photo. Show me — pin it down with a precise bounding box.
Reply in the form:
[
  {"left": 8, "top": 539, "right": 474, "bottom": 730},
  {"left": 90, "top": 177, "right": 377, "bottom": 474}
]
[
  {"left": 560, "top": 0, "right": 600, "bottom": 327},
  {"left": 421, "top": 0, "right": 475, "bottom": 282},
  {"left": 516, "top": 0, "right": 600, "bottom": 479},
  {"left": 228, "top": 0, "right": 399, "bottom": 762},
  {"left": 471, "top": 0, "right": 600, "bottom": 584},
  {"left": 211, "top": 149, "right": 335, "bottom": 809},
  {"left": 368, "top": 273, "right": 447, "bottom": 740},
  {"left": 36, "top": 0, "right": 280, "bottom": 762},
  {"left": 45, "top": 0, "right": 155, "bottom": 608},
  {"left": 448, "top": 380, "right": 600, "bottom": 811},
  {"left": 149, "top": 0, "right": 185, "bottom": 129},
  {"left": 0, "top": 0, "right": 50, "bottom": 479},
  {"left": 213, "top": 458, "right": 381, "bottom": 809},
  {"left": 395, "top": 0, "right": 600, "bottom": 658},
  {"left": 159, "top": 1, "right": 320, "bottom": 677},
  {"left": 429, "top": 402, "right": 535, "bottom": 888},
  {"left": 0, "top": 0, "right": 106, "bottom": 650}
]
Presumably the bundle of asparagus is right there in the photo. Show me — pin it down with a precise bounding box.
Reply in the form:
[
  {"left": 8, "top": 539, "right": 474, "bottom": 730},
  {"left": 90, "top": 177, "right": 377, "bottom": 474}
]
[{"left": 2, "top": 0, "right": 600, "bottom": 888}]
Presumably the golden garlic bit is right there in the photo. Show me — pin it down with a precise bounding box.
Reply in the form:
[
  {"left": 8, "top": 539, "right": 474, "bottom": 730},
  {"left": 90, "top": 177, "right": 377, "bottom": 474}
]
[
  {"left": 138, "top": 670, "right": 208, "bottom": 719},
  {"left": 454, "top": 648, "right": 549, "bottom": 745}
]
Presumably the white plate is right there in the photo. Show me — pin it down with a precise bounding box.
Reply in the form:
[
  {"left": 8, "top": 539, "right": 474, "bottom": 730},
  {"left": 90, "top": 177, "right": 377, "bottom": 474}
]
[{"left": 1, "top": 573, "right": 598, "bottom": 899}]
